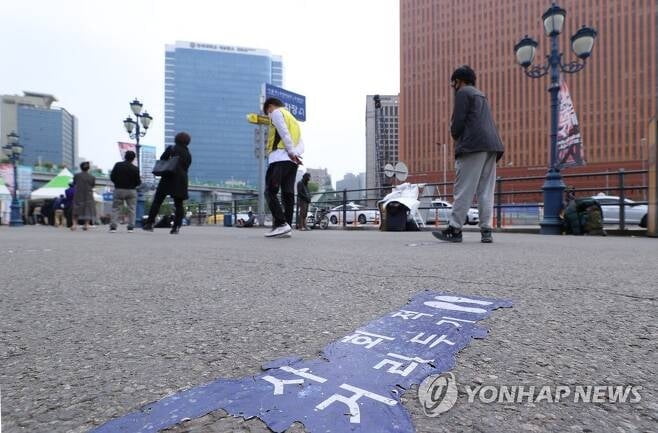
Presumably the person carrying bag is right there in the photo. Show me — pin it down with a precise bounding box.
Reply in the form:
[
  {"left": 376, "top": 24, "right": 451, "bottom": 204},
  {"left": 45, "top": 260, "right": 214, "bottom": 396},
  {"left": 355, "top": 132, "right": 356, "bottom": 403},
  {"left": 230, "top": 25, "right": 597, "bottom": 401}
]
[{"left": 143, "top": 132, "right": 192, "bottom": 234}]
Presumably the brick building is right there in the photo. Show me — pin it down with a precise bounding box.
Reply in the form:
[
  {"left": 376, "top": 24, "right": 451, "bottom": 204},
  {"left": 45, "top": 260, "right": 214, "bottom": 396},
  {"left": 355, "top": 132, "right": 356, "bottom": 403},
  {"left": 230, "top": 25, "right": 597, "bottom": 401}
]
[{"left": 399, "top": 0, "right": 657, "bottom": 202}]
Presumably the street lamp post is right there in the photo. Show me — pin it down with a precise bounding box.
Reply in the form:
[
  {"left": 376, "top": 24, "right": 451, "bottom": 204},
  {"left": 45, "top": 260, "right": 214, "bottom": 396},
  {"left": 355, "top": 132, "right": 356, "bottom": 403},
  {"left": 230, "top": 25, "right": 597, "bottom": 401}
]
[
  {"left": 2, "top": 131, "right": 24, "bottom": 226},
  {"left": 122, "top": 98, "right": 153, "bottom": 227},
  {"left": 514, "top": 3, "right": 597, "bottom": 234}
]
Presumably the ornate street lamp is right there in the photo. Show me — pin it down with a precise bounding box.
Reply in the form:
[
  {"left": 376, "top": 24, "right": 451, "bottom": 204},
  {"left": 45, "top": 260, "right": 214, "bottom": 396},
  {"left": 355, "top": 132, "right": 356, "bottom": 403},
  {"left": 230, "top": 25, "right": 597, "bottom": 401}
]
[
  {"left": 3, "top": 132, "right": 24, "bottom": 226},
  {"left": 122, "top": 98, "right": 153, "bottom": 227},
  {"left": 514, "top": 3, "right": 597, "bottom": 234}
]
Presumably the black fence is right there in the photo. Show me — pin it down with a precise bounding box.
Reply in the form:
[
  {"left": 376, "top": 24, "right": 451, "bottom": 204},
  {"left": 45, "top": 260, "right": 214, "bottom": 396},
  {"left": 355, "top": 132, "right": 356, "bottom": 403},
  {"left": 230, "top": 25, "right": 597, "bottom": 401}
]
[{"left": 183, "top": 168, "right": 649, "bottom": 232}]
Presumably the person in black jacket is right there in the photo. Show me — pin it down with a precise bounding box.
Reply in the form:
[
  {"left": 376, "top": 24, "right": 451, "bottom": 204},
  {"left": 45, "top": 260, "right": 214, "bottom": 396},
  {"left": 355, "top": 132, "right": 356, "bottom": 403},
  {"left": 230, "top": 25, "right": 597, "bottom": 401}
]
[
  {"left": 143, "top": 132, "right": 192, "bottom": 234},
  {"left": 109, "top": 150, "right": 141, "bottom": 232},
  {"left": 296, "top": 172, "right": 312, "bottom": 230},
  {"left": 432, "top": 65, "right": 504, "bottom": 244}
]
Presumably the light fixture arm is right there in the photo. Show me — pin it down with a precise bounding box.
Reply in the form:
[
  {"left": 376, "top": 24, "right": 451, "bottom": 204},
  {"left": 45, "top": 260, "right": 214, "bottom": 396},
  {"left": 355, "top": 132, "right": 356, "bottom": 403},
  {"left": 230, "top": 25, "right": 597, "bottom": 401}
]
[
  {"left": 523, "top": 63, "right": 550, "bottom": 79},
  {"left": 560, "top": 58, "right": 586, "bottom": 74}
]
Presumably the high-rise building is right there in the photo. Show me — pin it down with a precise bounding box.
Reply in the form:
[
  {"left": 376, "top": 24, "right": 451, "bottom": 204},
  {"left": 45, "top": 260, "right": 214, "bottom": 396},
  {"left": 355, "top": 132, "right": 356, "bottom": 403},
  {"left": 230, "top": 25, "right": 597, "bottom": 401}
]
[
  {"left": 165, "top": 41, "right": 283, "bottom": 187},
  {"left": 1, "top": 92, "right": 77, "bottom": 169},
  {"left": 336, "top": 172, "right": 366, "bottom": 201},
  {"left": 365, "top": 94, "right": 399, "bottom": 197},
  {"left": 306, "top": 167, "right": 332, "bottom": 190},
  {"left": 400, "top": 0, "right": 657, "bottom": 186}
]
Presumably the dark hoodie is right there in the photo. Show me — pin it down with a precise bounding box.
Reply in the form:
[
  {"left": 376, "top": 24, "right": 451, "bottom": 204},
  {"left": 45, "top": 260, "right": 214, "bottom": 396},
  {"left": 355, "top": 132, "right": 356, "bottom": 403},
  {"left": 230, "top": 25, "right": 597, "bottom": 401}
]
[{"left": 451, "top": 85, "right": 505, "bottom": 161}]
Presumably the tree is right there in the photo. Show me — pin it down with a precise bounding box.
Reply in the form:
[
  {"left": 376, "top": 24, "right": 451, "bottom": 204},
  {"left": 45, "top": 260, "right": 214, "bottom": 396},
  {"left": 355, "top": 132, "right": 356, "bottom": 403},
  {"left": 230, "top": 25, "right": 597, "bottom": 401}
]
[{"left": 307, "top": 181, "right": 320, "bottom": 193}]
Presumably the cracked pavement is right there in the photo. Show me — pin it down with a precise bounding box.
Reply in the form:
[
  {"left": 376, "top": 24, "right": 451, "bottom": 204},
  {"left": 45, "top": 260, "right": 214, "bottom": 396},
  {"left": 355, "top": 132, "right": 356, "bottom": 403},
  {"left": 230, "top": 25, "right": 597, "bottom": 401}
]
[{"left": 0, "top": 226, "right": 656, "bottom": 432}]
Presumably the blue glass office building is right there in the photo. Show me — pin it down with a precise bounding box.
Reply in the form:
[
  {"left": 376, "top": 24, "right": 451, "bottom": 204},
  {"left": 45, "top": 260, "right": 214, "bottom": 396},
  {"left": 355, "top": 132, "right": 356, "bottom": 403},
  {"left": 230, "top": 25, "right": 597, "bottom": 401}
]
[
  {"left": 165, "top": 41, "right": 283, "bottom": 187},
  {"left": 17, "top": 106, "right": 77, "bottom": 169}
]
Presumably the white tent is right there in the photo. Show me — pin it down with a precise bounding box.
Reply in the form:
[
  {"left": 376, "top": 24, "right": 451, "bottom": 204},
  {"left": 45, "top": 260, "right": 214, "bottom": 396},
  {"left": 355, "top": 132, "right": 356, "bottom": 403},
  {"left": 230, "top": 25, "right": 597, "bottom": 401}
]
[
  {"left": 0, "top": 178, "right": 11, "bottom": 225},
  {"left": 30, "top": 168, "right": 102, "bottom": 202},
  {"left": 0, "top": 178, "right": 10, "bottom": 196}
]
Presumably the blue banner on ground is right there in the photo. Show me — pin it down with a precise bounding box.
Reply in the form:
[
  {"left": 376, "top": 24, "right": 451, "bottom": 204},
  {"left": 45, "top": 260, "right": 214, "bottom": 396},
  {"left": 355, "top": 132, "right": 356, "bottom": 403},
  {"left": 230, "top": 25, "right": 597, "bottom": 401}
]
[
  {"left": 264, "top": 83, "right": 306, "bottom": 121},
  {"left": 91, "top": 292, "right": 512, "bottom": 433}
]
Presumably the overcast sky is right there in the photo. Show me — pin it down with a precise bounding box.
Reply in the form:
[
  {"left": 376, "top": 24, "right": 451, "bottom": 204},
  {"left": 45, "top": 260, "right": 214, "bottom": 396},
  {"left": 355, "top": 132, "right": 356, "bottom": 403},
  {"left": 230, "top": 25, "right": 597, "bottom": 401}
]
[{"left": 0, "top": 0, "right": 399, "bottom": 185}]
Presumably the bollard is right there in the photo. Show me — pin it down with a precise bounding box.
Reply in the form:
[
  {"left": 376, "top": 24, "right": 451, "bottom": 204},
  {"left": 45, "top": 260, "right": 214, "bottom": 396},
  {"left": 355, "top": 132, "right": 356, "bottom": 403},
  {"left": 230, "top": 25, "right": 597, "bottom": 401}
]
[
  {"left": 648, "top": 117, "right": 658, "bottom": 236},
  {"left": 495, "top": 177, "right": 502, "bottom": 229},
  {"left": 618, "top": 169, "right": 626, "bottom": 232},
  {"left": 342, "top": 189, "right": 347, "bottom": 228}
]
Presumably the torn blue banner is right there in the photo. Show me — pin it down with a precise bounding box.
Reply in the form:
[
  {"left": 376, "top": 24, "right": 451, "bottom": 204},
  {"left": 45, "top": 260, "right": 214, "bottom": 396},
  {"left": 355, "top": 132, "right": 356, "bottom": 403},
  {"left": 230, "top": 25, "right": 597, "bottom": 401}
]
[{"left": 91, "top": 292, "right": 512, "bottom": 433}]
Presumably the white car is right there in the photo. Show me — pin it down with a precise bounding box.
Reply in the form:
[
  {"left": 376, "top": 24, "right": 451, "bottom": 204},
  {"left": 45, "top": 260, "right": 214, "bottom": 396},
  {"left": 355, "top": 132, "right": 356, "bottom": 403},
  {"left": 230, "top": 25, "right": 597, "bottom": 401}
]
[
  {"left": 329, "top": 203, "right": 380, "bottom": 225},
  {"left": 426, "top": 199, "right": 479, "bottom": 225},
  {"left": 590, "top": 194, "right": 648, "bottom": 227}
]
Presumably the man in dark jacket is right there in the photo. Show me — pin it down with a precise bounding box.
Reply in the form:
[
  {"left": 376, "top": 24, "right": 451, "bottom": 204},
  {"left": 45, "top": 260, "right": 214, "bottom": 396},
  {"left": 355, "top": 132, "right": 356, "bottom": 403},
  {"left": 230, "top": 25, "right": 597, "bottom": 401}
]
[
  {"left": 143, "top": 132, "right": 192, "bottom": 234},
  {"left": 110, "top": 150, "right": 141, "bottom": 232},
  {"left": 433, "top": 65, "right": 504, "bottom": 244},
  {"left": 296, "top": 172, "right": 312, "bottom": 230}
]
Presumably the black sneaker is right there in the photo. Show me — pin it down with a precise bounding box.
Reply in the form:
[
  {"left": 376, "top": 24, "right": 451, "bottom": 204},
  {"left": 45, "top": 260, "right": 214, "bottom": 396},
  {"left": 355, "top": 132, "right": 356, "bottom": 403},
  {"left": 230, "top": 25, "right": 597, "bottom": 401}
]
[
  {"left": 109, "top": 224, "right": 117, "bottom": 233},
  {"left": 142, "top": 222, "right": 154, "bottom": 232},
  {"left": 170, "top": 226, "right": 180, "bottom": 235},
  {"left": 481, "top": 229, "right": 493, "bottom": 243},
  {"left": 432, "top": 226, "right": 462, "bottom": 243},
  {"left": 127, "top": 225, "right": 134, "bottom": 233}
]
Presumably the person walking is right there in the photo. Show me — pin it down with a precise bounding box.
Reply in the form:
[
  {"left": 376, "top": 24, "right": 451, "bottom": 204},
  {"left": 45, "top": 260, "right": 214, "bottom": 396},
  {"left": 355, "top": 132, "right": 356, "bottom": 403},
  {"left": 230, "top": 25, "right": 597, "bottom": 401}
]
[
  {"left": 109, "top": 150, "right": 141, "bottom": 233},
  {"left": 296, "top": 172, "right": 312, "bottom": 230},
  {"left": 143, "top": 132, "right": 192, "bottom": 234},
  {"left": 72, "top": 161, "right": 96, "bottom": 231},
  {"left": 433, "top": 65, "right": 504, "bottom": 243},
  {"left": 53, "top": 194, "right": 66, "bottom": 227},
  {"left": 63, "top": 182, "right": 75, "bottom": 229},
  {"left": 262, "top": 97, "right": 304, "bottom": 238}
]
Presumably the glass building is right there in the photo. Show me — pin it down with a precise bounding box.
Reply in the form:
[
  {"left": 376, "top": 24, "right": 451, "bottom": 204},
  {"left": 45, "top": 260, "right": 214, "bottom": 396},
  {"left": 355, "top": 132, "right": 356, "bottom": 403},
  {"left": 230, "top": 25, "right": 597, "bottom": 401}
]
[
  {"left": 17, "top": 105, "right": 77, "bottom": 169},
  {"left": 165, "top": 41, "right": 283, "bottom": 187}
]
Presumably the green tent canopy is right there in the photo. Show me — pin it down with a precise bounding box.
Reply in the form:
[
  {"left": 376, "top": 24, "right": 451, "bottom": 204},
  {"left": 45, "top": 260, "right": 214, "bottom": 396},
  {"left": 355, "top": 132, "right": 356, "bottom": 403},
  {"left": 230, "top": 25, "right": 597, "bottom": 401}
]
[
  {"left": 30, "top": 168, "right": 102, "bottom": 202},
  {"left": 0, "top": 177, "right": 10, "bottom": 197}
]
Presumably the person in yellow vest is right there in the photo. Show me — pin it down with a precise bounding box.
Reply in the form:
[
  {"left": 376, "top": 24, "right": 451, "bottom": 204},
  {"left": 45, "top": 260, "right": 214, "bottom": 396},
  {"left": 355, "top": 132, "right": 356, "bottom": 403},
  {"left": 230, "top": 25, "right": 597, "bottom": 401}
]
[{"left": 263, "top": 97, "right": 304, "bottom": 237}]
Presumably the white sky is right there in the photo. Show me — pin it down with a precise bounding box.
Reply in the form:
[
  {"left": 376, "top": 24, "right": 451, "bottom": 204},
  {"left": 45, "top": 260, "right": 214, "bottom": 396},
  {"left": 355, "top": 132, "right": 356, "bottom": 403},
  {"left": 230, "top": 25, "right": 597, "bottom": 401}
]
[{"left": 0, "top": 0, "right": 399, "bottom": 185}]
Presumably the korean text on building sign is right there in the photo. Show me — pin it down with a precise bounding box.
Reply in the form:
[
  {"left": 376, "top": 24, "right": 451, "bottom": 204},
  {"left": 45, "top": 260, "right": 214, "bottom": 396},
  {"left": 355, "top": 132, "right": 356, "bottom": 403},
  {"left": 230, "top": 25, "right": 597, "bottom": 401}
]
[{"left": 265, "top": 83, "right": 306, "bottom": 121}]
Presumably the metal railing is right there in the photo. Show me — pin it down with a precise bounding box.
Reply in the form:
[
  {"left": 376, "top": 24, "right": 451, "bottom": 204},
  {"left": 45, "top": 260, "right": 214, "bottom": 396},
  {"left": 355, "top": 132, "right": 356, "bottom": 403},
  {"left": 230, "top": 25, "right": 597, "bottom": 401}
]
[{"left": 185, "top": 168, "right": 648, "bottom": 232}]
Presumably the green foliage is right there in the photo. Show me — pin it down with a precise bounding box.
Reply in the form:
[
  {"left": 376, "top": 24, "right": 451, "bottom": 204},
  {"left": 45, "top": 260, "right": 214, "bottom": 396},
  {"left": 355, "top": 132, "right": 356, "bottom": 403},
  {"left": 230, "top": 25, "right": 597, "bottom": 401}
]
[
  {"left": 307, "top": 181, "right": 320, "bottom": 193},
  {"left": 144, "top": 199, "right": 173, "bottom": 216}
]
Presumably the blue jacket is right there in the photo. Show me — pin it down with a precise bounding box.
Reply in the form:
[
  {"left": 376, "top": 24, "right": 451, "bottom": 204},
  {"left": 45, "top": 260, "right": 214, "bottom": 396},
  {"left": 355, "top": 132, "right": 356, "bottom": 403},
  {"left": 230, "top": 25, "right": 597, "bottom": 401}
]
[{"left": 64, "top": 186, "right": 75, "bottom": 208}]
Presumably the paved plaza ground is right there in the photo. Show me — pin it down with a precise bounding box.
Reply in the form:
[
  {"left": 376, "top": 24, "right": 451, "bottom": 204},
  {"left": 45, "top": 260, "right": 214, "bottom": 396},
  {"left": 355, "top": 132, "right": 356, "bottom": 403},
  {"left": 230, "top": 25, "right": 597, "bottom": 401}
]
[{"left": 1, "top": 226, "right": 656, "bottom": 433}]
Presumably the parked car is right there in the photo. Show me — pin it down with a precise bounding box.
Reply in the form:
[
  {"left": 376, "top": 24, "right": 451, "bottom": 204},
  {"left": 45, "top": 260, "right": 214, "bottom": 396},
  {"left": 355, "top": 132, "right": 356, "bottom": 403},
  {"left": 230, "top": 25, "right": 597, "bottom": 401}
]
[
  {"left": 426, "top": 199, "right": 479, "bottom": 225},
  {"left": 329, "top": 203, "right": 380, "bottom": 225},
  {"left": 590, "top": 194, "right": 648, "bottom": 227}
]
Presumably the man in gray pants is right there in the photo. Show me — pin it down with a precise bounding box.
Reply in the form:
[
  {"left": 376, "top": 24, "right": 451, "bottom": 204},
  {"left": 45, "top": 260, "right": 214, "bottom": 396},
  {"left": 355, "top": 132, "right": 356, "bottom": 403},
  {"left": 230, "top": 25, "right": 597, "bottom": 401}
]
[
  {"left": 109, "top": 150, "right": 141, "bottom": 232},
  {"left": 433, "top": 65, "right": 504, "bottom": 243}
]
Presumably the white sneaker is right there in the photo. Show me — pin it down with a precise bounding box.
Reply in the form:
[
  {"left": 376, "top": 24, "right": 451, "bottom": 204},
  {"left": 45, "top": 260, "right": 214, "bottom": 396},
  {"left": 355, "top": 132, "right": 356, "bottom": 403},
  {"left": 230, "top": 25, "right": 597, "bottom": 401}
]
[{"left": 265, "top": 223, "right": 292, "bottom": 238}]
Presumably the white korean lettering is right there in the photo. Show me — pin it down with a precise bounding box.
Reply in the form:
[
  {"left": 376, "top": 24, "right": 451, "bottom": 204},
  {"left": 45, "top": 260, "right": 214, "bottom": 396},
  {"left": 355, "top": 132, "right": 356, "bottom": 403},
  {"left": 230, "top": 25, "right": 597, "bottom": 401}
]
[
  {"left": 423, "top": 295, "right": 493, "bottom": 314},
  {"left": 391, "top": 310, "right": 433, "bottom": 320},
  {"left": 436, "top": 316, "right": 476, "bottom": 327},
  {"left": 315, "top": 384, "right": 397, "bottom": 424},
  {"left": 373, "top": 353, "right": 434, "bottom": 377},
  {"left": 409, "top": 333, "right": 455, "bottom": 348},
  {"left": 341, "top": 330, "right": 394, "bottom": 349}
]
